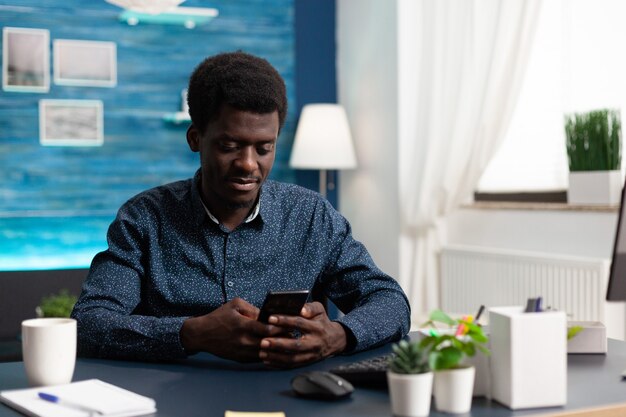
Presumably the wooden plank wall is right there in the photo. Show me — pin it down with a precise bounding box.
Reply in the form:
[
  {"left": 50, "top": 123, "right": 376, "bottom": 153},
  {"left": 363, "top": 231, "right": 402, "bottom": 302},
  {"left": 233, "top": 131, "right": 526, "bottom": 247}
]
[{"left": 0, "top": 0, "right": 296, "bottom": 270}]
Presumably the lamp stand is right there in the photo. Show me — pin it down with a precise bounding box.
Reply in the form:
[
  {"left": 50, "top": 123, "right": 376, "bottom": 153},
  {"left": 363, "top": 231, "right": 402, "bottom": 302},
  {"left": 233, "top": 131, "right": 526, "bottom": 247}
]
[{"left": 319, "top": 169, "right": 327, "bottom": 199}]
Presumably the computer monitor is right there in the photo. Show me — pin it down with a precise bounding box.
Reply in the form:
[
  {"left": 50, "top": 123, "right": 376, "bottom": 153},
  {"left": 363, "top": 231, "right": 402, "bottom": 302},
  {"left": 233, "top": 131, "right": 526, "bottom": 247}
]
[{"left": 607, "top": 183, "right": 626, "bottom": 301}]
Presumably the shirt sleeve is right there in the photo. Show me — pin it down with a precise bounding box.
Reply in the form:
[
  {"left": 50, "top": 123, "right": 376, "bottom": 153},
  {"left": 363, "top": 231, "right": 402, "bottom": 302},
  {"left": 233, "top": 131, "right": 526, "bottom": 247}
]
[
  {"left": 318, "top": 201, "right": 411, "bottom": 353},
  {"left": 71, "top": 200, "right": 189, "bottom": 361}
]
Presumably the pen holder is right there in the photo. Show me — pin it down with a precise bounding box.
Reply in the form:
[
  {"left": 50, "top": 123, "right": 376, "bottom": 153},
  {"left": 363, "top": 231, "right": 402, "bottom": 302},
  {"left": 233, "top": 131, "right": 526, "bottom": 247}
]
[{"left": 489, "top": 306, "right": 567, "bottom": 409}]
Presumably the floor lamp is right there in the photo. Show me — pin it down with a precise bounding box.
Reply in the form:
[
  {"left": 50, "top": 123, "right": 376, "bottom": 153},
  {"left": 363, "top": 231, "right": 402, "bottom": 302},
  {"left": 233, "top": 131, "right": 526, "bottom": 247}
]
[
  {"left": 289, "top": 104, "right": 357, "bottom": 313},
  {"left": 289, "top": 104, "right": 357, "bottom": 199}
]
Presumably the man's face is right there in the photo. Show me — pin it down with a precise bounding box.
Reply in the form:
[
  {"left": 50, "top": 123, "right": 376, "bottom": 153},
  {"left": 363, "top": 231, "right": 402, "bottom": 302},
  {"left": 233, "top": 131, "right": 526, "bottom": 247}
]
[{"left": 187, "top": 104, "right": 279, "bottom": 211}]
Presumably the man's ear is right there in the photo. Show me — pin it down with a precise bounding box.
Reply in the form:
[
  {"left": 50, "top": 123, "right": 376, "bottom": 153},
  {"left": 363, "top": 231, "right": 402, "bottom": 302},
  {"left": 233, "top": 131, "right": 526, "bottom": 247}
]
[{"left": 186, "top": 124, "right": 201, "bottom": 152}]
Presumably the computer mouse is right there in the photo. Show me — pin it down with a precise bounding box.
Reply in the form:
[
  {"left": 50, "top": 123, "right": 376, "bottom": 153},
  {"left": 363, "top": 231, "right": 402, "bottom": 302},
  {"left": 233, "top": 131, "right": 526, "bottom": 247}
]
[{"left": 291, "top": 371, "right": 354, "bottom": 400}]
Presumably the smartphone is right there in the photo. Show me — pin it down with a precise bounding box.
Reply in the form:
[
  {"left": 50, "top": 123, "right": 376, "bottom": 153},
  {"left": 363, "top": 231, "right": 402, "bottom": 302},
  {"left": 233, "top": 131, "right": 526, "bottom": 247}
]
[{"left": 257, "top": 290, "right": 310, "bottom": 323}]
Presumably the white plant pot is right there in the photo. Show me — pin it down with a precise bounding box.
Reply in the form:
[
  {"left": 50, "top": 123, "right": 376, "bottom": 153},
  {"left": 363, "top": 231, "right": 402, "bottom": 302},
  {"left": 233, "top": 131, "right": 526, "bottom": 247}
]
[
  {"left": 568, "top": 170, "right": 622, "bottom": 205},
  {"left": 387, "top": 370, "right": 433, "bottom": 417},
  {"left": 433, "top": 366, "right": 475, "bottom": 414}
]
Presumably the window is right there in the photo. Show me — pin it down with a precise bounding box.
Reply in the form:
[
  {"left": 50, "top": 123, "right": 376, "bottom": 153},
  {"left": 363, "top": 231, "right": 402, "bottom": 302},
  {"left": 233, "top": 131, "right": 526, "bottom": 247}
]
[{"left": 477, "top": 0, "right": 626, "bottom": 194}]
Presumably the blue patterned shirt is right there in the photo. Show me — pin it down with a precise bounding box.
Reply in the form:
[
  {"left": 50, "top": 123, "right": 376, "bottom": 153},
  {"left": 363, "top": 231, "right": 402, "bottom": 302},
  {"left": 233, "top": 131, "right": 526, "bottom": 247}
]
[{"left": 71, "top": 170, "right": 411, "bottom": 360}]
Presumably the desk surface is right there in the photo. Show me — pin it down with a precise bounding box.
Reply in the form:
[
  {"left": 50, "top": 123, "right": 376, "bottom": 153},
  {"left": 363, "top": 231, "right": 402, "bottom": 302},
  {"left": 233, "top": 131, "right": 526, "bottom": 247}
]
[{"left": 1, "top": 337, "right": 626, "bottom": 417}]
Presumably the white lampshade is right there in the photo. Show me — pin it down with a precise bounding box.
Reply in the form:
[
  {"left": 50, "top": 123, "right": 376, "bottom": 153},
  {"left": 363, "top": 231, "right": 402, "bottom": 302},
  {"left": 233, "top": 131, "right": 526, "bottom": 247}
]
[{"left": 290, "top": 104, "right": 357, "bottom": 170}]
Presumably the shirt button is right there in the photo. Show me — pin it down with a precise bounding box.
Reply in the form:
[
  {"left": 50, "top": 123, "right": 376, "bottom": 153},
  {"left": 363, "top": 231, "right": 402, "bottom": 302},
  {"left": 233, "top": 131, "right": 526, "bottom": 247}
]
[{"left": 227, "top": 281, "right": 234, "bottom": 287}]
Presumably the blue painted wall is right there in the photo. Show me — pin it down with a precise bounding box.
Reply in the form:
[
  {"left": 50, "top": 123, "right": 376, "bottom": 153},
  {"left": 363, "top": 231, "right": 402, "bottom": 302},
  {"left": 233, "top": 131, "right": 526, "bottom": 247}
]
[
  {"left": 294, "top": 0, "right": 339, "bottom": 208},
  {"left": 0, "top": 0, "right": 302, "bottom": 270}
]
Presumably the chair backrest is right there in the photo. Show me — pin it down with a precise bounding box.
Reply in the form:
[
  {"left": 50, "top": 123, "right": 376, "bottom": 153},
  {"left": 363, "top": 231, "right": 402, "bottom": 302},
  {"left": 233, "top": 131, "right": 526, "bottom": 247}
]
[{"left": 0, "top": 269, "right": 86, "bottom": 341}]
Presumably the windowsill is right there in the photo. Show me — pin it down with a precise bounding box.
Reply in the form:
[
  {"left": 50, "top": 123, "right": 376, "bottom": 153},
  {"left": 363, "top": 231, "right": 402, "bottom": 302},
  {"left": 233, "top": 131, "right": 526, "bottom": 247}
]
[{"left": 463, "top": 201, "right": 619, "bottom": 212}]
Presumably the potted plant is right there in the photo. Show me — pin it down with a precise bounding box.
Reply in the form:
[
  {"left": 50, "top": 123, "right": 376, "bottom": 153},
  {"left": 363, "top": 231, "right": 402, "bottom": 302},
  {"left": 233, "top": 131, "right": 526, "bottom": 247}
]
[
  {"left": 565, "top": 108, "right": 622, "bottom": 205},
  {"left": 419, "top": 310, "right": 489, "bottom": 414},
  {"left": 36, "top": 290, "right": 78, "bottom": 318},
  {"left": 386, "top": 339, "right": 433, "bottom": 417}
]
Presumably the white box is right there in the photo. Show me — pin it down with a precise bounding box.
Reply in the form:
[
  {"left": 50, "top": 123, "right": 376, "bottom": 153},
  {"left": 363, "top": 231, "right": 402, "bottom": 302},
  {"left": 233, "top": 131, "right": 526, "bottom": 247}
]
[
  {"left": 567, "top": 321, "right": 607, "bottom": 354},
  {"left": 489, "top": 306, "right": 567, "bottom": 409}
]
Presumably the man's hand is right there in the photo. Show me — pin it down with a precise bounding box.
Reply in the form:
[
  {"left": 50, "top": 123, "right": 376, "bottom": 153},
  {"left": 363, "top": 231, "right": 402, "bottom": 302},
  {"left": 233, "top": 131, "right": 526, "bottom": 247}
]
[
  {"left": 180, "top": 297, "right": 279, "bottom": 362},
  {"left": 258, "top": 301, "right": 347, "bottom": 368}
]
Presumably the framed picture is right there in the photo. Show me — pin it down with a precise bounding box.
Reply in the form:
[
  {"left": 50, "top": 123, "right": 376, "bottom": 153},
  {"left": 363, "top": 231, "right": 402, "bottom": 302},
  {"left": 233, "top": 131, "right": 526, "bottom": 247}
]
[
  {"left": 53, "top": 39, "right": 117, "bottom": 87},
  {"left": 2, "top": 27, "right": 50, "bottom": 92},
  {"left": 39, "top": 100, "right": 104, "bottom": 146}
]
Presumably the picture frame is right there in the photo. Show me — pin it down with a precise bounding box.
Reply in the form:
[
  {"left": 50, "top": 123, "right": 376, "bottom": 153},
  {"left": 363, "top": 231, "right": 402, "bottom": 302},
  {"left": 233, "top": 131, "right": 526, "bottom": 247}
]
[
  {"left": 53, "top": 39, "right": 117, "bottom": 87},
  {"left": 39, "top": 99, "right": 104, "bottom": 147},
  {"left": 2, "top": 27, "right": 50, "bottom": 92}
]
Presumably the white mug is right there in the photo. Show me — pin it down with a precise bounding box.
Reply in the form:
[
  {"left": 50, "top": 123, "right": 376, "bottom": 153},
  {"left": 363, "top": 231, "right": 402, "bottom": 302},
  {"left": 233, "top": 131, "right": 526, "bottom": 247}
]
[{"left": 21, "top": 318, "right": 77, "bottom": 386}]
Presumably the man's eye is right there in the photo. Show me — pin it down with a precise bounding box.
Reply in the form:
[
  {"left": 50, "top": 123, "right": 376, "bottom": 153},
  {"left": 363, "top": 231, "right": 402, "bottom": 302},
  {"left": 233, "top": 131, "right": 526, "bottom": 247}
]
[
  {"left": 257, "top": 145, "right": 274, "bottom": 155},
  {"left": 220, "top": 143, "right": 238, "bottom": 152}
]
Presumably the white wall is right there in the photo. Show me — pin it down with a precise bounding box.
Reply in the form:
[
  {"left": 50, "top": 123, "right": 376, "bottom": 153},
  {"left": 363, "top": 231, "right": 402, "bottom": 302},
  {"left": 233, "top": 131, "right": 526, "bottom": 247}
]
[
  {"left": 447, "top": 208, "right": 617, "bottom": 259},
  {"left": 337, "top": 0, "right": 400, "bottom": 278}
]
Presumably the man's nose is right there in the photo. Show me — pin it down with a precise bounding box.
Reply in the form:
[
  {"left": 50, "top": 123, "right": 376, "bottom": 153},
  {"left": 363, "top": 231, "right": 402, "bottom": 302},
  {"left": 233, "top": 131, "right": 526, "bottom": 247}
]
[{"left": 235, "top": 147, "right": 257, "bottom": 171}]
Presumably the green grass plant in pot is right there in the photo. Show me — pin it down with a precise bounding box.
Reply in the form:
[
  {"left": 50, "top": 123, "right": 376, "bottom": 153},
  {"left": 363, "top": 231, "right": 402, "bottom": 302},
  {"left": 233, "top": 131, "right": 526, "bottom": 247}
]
[
  {"left": 36, "top": 290, "right": 78, "bottom": 318},
  {"left": 419, "top": 309, "right": 490, "bottom": 414},
  {"left": 565, "top": 108, "right": 622, "bottom": 205},
  {"left": 386, "top": 340, "right": 433, "bottom": 417}
]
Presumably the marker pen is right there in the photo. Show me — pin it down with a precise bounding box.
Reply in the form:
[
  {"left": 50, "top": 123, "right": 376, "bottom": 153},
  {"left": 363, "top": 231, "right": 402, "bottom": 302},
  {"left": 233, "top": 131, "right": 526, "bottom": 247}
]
[{"left": 38, "top": 392, "right": 103, "bottom": 416}]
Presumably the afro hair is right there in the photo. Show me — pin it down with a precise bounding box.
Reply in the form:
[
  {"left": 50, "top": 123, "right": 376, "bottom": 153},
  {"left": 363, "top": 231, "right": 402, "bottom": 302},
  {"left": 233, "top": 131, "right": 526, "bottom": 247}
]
[{"left": 187, "top": 51, "right": 288, "bottom": 133}]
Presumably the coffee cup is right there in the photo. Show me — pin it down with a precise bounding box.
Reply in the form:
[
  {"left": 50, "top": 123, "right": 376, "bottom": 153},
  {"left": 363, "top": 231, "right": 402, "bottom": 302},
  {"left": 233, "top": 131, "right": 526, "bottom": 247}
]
[{"left": 21, "top": 318, "right": 76, "bottom": 386}]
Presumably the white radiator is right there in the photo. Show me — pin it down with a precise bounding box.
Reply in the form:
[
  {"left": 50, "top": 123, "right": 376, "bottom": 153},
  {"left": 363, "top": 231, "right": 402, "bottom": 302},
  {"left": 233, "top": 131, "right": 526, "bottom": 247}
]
[{"left": 440, "top": 245, "right": 611, "bottom": 322}]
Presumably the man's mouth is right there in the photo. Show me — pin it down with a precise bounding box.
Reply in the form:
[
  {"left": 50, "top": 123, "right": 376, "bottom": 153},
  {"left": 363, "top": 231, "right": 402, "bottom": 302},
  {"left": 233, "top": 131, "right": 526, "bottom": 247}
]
[{"left": 227, "top": 177, "right": 260, "bottom": 192}]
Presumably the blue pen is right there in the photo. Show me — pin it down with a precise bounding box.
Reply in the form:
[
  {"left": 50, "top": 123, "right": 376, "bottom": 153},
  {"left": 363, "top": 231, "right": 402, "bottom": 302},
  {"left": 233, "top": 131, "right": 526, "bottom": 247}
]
[{"left": 38, "top": 392, "right": 103, "bottom": 416}]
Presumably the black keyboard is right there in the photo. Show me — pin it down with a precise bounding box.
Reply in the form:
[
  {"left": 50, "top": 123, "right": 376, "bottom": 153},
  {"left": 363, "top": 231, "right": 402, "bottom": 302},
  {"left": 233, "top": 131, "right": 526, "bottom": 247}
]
[{"left": 329, "top": 354, "right": 392, "bottom": 386}]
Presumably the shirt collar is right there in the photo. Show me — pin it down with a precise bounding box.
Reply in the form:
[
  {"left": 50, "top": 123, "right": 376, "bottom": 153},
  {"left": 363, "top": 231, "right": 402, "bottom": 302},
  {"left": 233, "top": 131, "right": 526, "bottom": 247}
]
[
  {"left": 200, "top": 197, "right": 261, "bottom": 225},
  {"left": 191, "top": 169, "right": 207, "bottom": 226}
]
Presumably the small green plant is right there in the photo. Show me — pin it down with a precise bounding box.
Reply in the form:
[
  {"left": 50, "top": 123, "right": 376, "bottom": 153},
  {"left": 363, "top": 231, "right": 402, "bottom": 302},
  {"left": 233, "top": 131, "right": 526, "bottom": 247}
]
[
  {"left": 37, "top": 290, "right": 78, "bottom": 318},
  {"left": 419, "top": 310, "right": 490, "bottom": 371},
  {"left": 388, "top": 340, "right": 430, "bottom": 374},
  {"left": 565, "top": 109, "right": 622, "bottom": 171}
]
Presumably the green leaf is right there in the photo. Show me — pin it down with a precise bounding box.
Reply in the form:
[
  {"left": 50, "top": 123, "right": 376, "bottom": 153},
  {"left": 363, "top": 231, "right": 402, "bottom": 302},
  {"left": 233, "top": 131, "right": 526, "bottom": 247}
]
[
  {"left": 419, "top": 336, "right": 437, "bottom": 350},
  {"left": 430, "top": 309, "right": 456, "bottom": 326},
  {"left": 468, "top": 331, "right": 488, "bottom": 344},
  {"left": 420, "top": 319, "right": 436, "bottom": 328},
  {"left": 428, "top": 351, "right": 442, "bottom": 371},
  {"left": 410, "top": 342, "right": 420, "bottom": 357},
  {"left": 389, "top": 341, "right": 430, "bottom": 374},
  {"left": 449, "top": 337, "right": 464, "bottom": 350},
  {"left": 477, "top": 344, "right": 491, "bottom": 355},
  {"left": 465, "top": 322, "right": 482, "bottom": 334},
  {"left": 431, "top": 346, "right": 463, "bottom": 370},
  {"left": 568, "top": 326, "right": 584, "bottom": 340}
]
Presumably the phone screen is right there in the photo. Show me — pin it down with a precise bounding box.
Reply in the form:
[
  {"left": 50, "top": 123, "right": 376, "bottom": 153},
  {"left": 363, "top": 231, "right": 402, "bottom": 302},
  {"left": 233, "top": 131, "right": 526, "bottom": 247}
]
[{"left": 257, "top": 290, "right": 310, "bottom": 323}]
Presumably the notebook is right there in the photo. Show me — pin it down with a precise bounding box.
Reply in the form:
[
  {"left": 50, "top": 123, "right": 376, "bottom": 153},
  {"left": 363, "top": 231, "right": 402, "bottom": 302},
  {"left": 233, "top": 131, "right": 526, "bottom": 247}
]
[{"left": 0, "top": 379, "right": 156, "bottom": 417}]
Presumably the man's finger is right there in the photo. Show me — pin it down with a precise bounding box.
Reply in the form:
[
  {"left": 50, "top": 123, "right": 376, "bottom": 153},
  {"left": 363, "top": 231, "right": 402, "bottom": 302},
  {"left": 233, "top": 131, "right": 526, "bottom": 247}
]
[
  {"left": 231, "top": 298, "right": 261, "bottom": 318},
  {"left": 268, "top": 314, "right": 311, "bottom": 332},
  {"left": 259, "top": 349, "right": 322, "bottom": 368},
  {"left": 260, "top": 334, "right": 315, "bottom": 353},
  {"left": 301, "top": 301, "right": 326, "bottom": 318}
]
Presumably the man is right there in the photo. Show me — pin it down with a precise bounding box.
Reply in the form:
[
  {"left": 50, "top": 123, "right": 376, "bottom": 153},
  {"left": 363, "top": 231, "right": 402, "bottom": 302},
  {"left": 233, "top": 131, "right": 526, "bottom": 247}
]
[{"left": 72, "top": 51, "right": 410, "bottom": 367}]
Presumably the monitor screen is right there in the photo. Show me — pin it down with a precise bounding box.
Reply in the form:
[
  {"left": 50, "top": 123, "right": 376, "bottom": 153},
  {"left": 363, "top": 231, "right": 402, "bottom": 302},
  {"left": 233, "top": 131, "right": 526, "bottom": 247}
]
[{"left": 607, "top": 183, "right": 626, "bottom": 301}]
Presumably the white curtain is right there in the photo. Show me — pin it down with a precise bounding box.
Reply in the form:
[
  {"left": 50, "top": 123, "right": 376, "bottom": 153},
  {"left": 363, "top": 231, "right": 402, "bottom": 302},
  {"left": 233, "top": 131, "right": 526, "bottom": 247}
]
[{"left": 398, "top": 0, "right": 542, "bottom": 321}]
